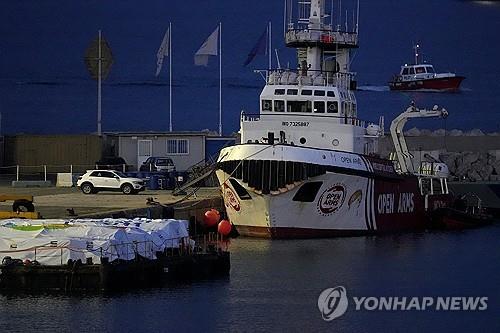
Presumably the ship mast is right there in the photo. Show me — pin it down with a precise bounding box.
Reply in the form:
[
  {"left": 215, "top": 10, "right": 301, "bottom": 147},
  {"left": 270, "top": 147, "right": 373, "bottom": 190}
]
[{"left": 284, "top": 0, "right": 358, "bottom": 88}]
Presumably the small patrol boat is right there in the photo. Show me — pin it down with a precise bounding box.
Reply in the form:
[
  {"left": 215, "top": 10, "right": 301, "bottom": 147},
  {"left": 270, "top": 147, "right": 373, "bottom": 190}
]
[{"left": 389, "top": 44, "right": 465, "bottom": 92}]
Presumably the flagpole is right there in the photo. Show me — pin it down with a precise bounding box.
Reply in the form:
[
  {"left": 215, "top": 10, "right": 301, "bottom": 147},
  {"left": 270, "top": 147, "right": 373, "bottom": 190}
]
[
  {"left": 169, "top": 22, "right": 172, "bottom": 132},
  {"left": 219, "top": 22, "right": 222, "bottom": 136},
  {"left": 98, "top": 29, "right": 102, "bottom": 136},
  {"left": 268, "top": 21, "right": 272, "bottom": 71}
]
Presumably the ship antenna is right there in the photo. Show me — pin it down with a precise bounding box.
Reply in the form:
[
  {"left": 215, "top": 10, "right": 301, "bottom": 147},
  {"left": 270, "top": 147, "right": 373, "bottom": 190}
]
[
  {"left": 275, "top": 49, "right": 282, "bottom": 69},
  {"left": 356, "top": 0, "right": 360, "bottom": 34},
  {"left": 330, "top": 0, "right": 334, "bottom": 27},
  {"left": 283, "top": 0, "right": 286, "bottom": 38},
  {"left": 414, "top": 43, "right": 420, "bottom": 65}
]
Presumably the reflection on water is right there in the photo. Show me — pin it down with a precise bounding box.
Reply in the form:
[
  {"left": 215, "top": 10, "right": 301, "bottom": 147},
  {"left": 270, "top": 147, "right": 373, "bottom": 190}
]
[{"left": 1, "top": 226, "right": 499, "bottom": 332}]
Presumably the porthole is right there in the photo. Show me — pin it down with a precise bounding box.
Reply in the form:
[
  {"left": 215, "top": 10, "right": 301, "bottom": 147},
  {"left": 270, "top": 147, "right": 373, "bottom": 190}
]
[
  {"left": 332, "top": 139, "right": 340, "bottom": 146},
  {"left": 300, "top": 137, "right": 306, "bottom": 144}
]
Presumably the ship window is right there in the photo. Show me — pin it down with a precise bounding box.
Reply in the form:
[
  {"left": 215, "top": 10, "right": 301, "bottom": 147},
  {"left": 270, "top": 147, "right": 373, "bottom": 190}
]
[
  {"left": 288, "top": 100, "right": 312, "bottom": 113},
  {"left": 314, "top": 101, "right": 325, "bottom": 113},
  {"left": 274, "top": 100, "right": 285, "bottom": 112},
  {"left": 228, "top": 178, "right": 251, "bottom": 200},
  {"left": 327, "top": 91, "right": 335, "bottom": 97},
  {"left": 415, "top": 67, "right": 425, "bottom": 74},
  {"left": 409, "top": 67, "right": 415, "bottom": 75},
  {"left": 402, "top": 68, "right": 409, "bottom": 75},
  {"left": 327, "top": 101, "right": 338, "bottom": 113},
  {"left": 292, "top": 181, "right": 323, "bottom": 202},
  {"left": 287, "top": 89, "right": 298, "bottom": 95},
  {"left": 275, "top": 89, "right": 285, "bottom": 95},
  {"left": 262, "top": 99, "right": 272, "bottom": 111},
  {"left": 301, "top": 89, "right": 312, "bottom": 96},
  {"left": 314, "top": 90, "right": 325, "bottom": 96},
  {"left": 426, "top": 66, "right": 435, "bottom": 73}
]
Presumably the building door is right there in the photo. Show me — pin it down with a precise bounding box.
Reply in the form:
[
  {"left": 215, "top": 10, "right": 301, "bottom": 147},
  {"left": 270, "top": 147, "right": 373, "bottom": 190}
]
[{"left": 137, "top": 140, "right": 152, "bottom": 170}]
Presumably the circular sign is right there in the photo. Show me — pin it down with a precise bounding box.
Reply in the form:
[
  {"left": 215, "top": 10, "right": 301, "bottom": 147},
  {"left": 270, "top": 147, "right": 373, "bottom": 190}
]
[
  {"left": 317, "top": 184, "right": 346, "bottom": 216},
  {"left": 224, "top": 184, "right": 240, "bottom": 212}
]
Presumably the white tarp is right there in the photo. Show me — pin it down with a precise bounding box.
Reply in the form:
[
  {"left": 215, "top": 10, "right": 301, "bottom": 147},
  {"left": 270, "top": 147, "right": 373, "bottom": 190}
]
[{"left": 0, "top": 218, "right": 190, "bottom": 266}]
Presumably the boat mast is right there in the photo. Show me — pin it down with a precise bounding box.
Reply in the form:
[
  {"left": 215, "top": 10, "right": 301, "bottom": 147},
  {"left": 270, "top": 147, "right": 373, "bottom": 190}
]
[
  {"left": 414, "top": 44, "right": 420, "bottom": 65},
  {"left": 306, "top": 0, "right": 325, "bottom": 73}
]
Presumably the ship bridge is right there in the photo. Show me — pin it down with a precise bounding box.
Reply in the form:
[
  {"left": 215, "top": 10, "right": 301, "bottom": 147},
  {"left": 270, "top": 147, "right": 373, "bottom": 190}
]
[{"left": 285, "top": 28, "right": 358, "bottom": 50}]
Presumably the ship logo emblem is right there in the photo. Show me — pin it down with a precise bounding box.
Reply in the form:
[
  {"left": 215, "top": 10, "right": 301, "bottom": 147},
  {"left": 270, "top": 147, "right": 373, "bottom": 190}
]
[
  {"left": 317, "top": 184, "right": 346, "bottom": 216},
  {"left": 223, "top": 183, "right": 240, "bottom": 212}
]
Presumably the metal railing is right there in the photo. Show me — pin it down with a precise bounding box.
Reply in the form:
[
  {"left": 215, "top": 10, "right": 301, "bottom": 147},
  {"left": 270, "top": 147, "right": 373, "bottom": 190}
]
[
  {"left": 265, "top": 69, "right": 353, "bottom": 89},
  {"left": 241, "top": 112, "right": 367, "bottom": 128},
  {"left": 285, "top": 28, "right": 358, "bottom": 46}
]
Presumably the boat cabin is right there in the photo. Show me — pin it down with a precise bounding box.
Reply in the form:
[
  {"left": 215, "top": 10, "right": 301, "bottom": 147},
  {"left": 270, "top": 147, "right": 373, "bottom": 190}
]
[
  {"left": 398, "top": 64, "right": 436, "bottom": 81},
  {"left": 259, "top": 85, "right": 357, "bottom": 119}
]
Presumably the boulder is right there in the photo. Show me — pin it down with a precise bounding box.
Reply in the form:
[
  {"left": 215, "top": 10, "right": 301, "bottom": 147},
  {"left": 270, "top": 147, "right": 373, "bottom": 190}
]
[
  {"left": 448, "top": 129, "right": 464, "bottom": 136},
  {"left": 405, "top": 127, "right": 421, "bottom": 136},
  {"left": 419, "top": 129, "right": 432, "bottom": 136},
  {"left": 462, "top": 152, "right": 479, "bottom": 166},
  {"left": 465, "top": 129, "right": 485, "bottom": 136},
  {"left": 431, "top": 129, "right": 446, "bottom": 136}
]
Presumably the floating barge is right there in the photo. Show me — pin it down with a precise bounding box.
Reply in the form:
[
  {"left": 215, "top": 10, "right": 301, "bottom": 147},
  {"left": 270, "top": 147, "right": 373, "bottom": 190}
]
[{"left": 0, "top": 219, "right": 230, "bottom": 292}]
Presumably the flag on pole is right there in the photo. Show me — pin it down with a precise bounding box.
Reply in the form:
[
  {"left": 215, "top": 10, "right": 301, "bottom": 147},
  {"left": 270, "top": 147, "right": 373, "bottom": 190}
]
[
  {"left": 243, "top": 27, "right": 267, "bottom": 66},
  {"left": 194, "top": 26, "right": 219, "bottom": 66},
  {"left": 156, "top": 28, "right": 170, "bottom": 76}
]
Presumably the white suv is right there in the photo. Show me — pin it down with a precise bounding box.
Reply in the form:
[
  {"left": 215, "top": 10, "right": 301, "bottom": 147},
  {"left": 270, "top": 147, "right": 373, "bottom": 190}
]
[{"left": 77, "top": 170, "right": 145, "bottom": 195}]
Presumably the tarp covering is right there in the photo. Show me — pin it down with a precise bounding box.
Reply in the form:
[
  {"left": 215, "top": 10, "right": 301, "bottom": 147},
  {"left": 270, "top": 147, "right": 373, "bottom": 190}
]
[{"left": 0, "top": 218, "right": 190, "bottom": 266}]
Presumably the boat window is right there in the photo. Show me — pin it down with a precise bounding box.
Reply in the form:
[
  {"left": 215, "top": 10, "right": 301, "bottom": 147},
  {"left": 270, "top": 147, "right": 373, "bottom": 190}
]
[
  {"left": 327, "top": 101, "right": 338, "bottom": 113},
  {"left": 419, "top": 178, "right": 431, "bottom": 195},
  {"left": 301, "top": 89, "right": 312, "bottom": 96},
  {"left": 287, "top": 89, "right": 298, "bottom": 95},
  {"left": 314, "top": 101, "right": 325, "bottom": 113},
  {"left": 261, "top": 99, "right": 272, "bottom": 112},
  {"left": 287, "top": 100, "right": 312, "bottom": 113},
  {"left": 314, "top": 90, "right": 325, "bottom": 96},
  {"left": 274, "top": 100, "right": 285, "bottom": 112},
  {"left": 432, "top": 179, "right": 444, "bottom": 194},
  {"left": 409, "top": 67, "right": 415, "bottom": 75},
  {"left": 426, "top": 66, "right": 435, "bottom": 73},
  {"left": 327, "top": 91, "right": 335, "bottom": 97},
  {"left": 415, "top": 67, "right": 425, "bottom": 74},
  {"left": 292, "top": 181, "right": 323, "bottom": 202},
  {"left": 228, "top": 178, "right": 251, "bottom": 200},
  {"left": 402, "top": 68, "right": 409, "bottom": 75},
  {"left": 275, "top": 89, "right": 285, "bottom": 95}
]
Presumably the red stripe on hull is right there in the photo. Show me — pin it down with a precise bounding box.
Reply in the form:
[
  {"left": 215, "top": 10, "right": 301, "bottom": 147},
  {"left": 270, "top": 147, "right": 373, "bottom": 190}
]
[
  {"left": 389, "top": 76, "right": 465, "bottom": 91},
  {"left": 235, "top": 225, "right": 374, "bottom": 239},
  {"left": 233, "top": 225, "right": 431, "bottom": 239}
]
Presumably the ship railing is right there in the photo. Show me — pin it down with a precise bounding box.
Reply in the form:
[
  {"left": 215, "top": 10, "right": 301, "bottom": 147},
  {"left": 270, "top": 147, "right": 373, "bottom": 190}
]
[
  {"left": 266, "top": 69, "right": 353, "bottom": 89},
  {"left": 241, "top": 112, "right": 368, "bottom": 128},
  {"left": 285, "top": 28, "right": 358, "bottom": 46}
]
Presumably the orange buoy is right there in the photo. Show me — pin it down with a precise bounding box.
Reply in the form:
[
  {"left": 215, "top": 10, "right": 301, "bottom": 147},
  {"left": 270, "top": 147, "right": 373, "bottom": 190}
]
[
  {"left": 211, "top": 209, "right": 221, "bottom": 221},
  {"left": 218, "top": 219, "right": 232, "bottom": 236},
  {"left": 203, "top": 209, "right": 220, "bottom": 227}
]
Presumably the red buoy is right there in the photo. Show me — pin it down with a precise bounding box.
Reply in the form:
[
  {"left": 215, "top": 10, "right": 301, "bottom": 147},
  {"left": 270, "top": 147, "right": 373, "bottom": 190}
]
[
  {"left": 218, "top": 219, "right": 232, "bottom": 236},
  {"left": 203, "top": 209, "right": 220, "bottom": 227}
]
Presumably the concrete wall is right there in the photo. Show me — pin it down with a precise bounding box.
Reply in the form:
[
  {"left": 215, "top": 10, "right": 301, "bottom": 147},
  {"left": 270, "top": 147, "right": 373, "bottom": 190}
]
[
  {"left": 3, "top": 135, "right": 104, "bottom": 168},
  {"left": 379, "top": 134, "right": 500, "bottom": 156},
  {"left": 118, "top": 134, "right": 205, "bottom": 171}
]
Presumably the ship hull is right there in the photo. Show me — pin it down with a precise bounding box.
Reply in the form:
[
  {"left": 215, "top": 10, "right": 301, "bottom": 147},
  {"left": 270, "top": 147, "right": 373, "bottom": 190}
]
[
  {"left": 389, "top": 76, "right": 465, "bottom": 92},
  {"left": 216, "top": 144, "right": 451, "bottom": 239}
]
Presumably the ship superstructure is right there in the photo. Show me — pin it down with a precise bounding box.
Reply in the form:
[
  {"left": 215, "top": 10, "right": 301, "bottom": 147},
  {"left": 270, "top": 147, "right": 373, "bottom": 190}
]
[{"left": 216, "top": 0, "right": 452, "bottom": 238}]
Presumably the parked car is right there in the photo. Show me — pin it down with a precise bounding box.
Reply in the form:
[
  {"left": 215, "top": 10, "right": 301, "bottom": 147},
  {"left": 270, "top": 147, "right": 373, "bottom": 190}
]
[
  {"left": 139, "top": 157, "right": 176, "bottom": 172},
  {"left": 95, "top": 156, "right": 131, "bottom": 171},
  {"left": 77, "top": 170, "right": 145, "bottom": 194}
]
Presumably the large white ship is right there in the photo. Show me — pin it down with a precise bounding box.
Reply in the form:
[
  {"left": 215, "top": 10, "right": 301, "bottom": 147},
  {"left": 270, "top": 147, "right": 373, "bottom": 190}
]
[{"left": 215, "top": 0, "right": 452, "bottom": 238}]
